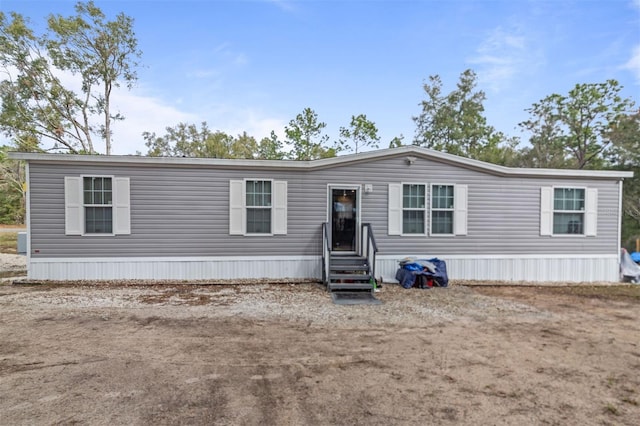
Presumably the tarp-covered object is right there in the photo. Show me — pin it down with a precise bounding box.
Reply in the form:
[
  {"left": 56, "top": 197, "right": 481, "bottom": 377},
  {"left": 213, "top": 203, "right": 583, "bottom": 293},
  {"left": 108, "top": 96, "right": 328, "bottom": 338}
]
[
  {"left": 396, "top": 257, "right": 449, "bottom": 288},
  {"left": 620, "top": 248, "right": 640, "bottom": 284}
]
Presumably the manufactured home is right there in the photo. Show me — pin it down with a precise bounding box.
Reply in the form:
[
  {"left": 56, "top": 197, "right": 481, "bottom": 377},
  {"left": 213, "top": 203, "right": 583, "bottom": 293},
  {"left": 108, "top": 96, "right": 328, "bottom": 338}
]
[{"left": 10, "top": 146, "right": 632, "bottom": 285}]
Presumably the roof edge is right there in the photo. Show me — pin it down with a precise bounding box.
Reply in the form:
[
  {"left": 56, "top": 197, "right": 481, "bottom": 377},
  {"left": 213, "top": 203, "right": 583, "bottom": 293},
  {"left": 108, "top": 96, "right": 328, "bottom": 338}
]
[{"left": 7, "top": 146, "right": 634, "bottom": 179}]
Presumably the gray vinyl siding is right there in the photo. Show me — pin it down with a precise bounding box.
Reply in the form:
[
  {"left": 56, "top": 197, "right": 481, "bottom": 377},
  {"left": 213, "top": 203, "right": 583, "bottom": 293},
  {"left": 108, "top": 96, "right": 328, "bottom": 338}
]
[{"left": 28, "top": 154, "right": 620, "bottom": 258}]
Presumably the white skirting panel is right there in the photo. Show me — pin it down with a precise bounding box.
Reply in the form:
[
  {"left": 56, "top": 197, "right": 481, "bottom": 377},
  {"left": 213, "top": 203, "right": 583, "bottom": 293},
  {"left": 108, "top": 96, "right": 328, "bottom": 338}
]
[
  {"left": 29, "top": 254, "right": 620, "bottom": 283},
  {"left": 29, "top": 256, "right": 322, "bottom": 281},
  {"left": 376, "top": 254, "right": 620, "bottom": 283}
]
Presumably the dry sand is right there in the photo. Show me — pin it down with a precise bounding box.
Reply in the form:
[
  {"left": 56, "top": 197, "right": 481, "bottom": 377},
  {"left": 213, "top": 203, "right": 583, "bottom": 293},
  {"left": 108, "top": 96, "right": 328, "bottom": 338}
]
[{"left": 1, "top": 279, "right": 638, "bottom": 425}]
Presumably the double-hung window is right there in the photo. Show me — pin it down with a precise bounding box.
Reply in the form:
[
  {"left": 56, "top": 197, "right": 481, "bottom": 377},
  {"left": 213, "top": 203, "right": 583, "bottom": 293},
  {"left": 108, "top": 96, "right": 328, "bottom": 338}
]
[
  {"left": 64, "top": 175, "right": 130, "bottom": 236},
  {"left": 83, "top": 176, "right": 113, "bottom": 234},
  {"left": 553, "top": 188, "right": 585, "bottom": 235},
  {"left": 431, "top": 184, "right": 455, "bottom": 235},
  {"left": 388, "top": 183, "right": 467, "bottom": 236},
  {"left": 402, "top": 184, "right": 426, "bottom": 234},
  {"left": 246, "top": 180, "right": 272, "bottom": 234},
  {"left": 540, "top": 186, "right": 597, "bottom": 236},
  {"left": 229, "top": 179, "right": 287, "bottom": 236}
]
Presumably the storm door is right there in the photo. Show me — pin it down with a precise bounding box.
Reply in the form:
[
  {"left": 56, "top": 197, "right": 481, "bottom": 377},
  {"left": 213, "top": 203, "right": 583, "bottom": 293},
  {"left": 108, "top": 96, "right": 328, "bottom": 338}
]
[{"left": 329, "top": 187, "right": 359, "bottom": 252}]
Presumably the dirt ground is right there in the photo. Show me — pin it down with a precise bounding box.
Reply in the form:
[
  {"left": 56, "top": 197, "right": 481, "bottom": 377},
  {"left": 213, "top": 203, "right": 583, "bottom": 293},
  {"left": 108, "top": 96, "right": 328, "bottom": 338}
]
[{"left": 1, "top": 282, "right": 639, "bottom": 425}]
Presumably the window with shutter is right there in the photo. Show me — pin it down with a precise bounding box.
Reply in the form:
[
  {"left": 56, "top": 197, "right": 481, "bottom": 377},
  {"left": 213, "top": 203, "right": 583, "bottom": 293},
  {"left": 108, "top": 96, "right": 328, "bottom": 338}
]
[
  {"left": 229, "top": 179, "right": 287, "bottom": 236},
  {"left": 65, "top": 175, "right": 130, "bottom": 236}
]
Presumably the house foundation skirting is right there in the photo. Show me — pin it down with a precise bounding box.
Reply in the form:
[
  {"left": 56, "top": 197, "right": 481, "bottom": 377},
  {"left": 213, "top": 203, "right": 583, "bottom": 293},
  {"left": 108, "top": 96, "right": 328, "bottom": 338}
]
[
  {"left": 28, "top": 256, "right": 321, "bottom": 281},
  {"left": 28, "top": 253, "right": 619, "bottom": 283},
  {"left": 376, "top": 254, "right": 620, "bottom": 283}
]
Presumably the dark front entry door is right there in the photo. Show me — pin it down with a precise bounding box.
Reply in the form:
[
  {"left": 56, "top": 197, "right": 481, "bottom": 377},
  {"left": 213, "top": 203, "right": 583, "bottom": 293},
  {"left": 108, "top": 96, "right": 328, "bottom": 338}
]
[{"left": 331, "top": 188, "right": 358, "bottom": 251}]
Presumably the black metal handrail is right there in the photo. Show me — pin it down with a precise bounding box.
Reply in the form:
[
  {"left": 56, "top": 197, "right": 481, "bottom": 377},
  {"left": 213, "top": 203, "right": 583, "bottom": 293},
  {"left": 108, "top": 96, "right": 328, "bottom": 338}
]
[
  {"left": 322, "top": 222, "right": 330, "bottom": 285},
  {"left": 361, "top": 223, "right": 378, "bottom": 283}
]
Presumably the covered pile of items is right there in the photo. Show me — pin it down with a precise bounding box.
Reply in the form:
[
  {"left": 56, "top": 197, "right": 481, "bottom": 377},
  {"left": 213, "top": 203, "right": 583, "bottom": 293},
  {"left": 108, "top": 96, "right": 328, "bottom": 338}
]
[
  {"left": 621, "top": 248, "right": 640, "bottom": 284},
  {"left": 395, "top": 257, "right": 448, "bottom": 289}
]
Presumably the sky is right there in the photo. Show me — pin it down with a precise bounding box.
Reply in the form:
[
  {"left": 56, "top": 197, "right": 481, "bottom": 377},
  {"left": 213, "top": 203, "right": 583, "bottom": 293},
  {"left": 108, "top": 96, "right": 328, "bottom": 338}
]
[{"left": 2, "top": 0, "right": 640, "bottom": 155}]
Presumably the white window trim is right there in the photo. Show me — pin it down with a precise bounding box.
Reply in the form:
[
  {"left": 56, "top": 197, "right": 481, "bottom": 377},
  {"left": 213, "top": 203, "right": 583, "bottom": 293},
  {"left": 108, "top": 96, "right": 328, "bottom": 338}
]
[
  {"left": 429, "top": 183, "right": 454, "bottom": 236},
  {"left": 429, "top": 183, "right": 468, "bottom": 236},
  {"left": 389, "top": 182, "right": 467, "bottom": 237},
  {"left": 65, "top": 175, "right": 130, "bottom": 236},
  {"left": 81, "top": 174, "right": 116, "bottom": 236},
  {"left": 229, "top": 179, "right": 287, "bottom": 236},
  {"left": 245, "top": 178, "right": 274, "bottom": 236},
  {"left": 401, "top": 182, "right": 428, "bottom": 236},
  {"left": 540, "top": 185, "right": 598, "bottom": 238}
]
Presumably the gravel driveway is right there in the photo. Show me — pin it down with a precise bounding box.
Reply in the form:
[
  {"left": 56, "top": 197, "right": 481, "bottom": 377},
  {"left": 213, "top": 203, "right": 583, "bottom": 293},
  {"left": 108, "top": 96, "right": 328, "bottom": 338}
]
[{"left": 1, "top": 253, "right": 26, "bottom": 269}]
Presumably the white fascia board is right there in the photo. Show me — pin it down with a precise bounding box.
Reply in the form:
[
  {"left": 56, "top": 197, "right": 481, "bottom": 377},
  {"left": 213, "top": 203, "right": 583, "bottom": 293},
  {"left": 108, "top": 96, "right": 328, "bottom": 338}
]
[
  {"left": 8, "top": 151, "right": 311, "bottom": 169},
  {"left": 8, "top": 147, "right": 634, "bottom": 179}
]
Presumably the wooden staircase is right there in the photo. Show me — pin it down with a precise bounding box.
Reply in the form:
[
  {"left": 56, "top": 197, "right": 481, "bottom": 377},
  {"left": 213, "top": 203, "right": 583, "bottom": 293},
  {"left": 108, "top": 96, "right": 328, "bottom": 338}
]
[{"left": 327, "top": 254, "right": 374, "bottom": 292}]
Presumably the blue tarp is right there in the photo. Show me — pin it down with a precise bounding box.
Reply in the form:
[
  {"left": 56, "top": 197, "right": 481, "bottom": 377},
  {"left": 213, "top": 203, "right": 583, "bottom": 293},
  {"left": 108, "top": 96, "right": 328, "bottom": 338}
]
[
  {"left": 395, "top": 258, "right": 449, "bottom": 289},
  {"left": 630, "top": 252, "right": 640, "bottom": 263},
  {"left": 621, "top": 249, "right": 640, "bottom": 284}
]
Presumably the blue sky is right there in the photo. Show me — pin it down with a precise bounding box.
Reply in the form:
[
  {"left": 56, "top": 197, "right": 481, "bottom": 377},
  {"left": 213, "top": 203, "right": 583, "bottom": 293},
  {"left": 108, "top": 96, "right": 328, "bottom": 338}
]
[{"left": 2, "top": 0, "right": 640, "bottom": 155}]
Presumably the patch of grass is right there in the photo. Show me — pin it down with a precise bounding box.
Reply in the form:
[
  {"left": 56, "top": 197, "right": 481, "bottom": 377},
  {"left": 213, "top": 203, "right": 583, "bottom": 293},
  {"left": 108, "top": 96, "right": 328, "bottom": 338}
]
[
  {"left": 0, "top": 232, "right": 18, "bottom": 254},
  {"left": 603, "top": 403, "right": 619, "bottom": 416},
  {"left": 0, "top": 270, "right": 26, "bottom": 279},
  {"left": 538, "top": 285, "right": 640, "bottom": 301}
]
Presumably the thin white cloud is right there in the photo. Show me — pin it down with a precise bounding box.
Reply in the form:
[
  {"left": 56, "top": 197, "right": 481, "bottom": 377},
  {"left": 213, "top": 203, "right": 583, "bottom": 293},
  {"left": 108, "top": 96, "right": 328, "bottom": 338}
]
[
  {"left": 109, "top": 88, "right": 198, "bottom": 155},
  {"left": 266, "top": 0, "right": 297, "bottom": 13},
  {"left": 623, "top": 45, "right": 640, "bottom": 84},
  {"left": 209, "top": 42, "right": 249, "bottom": 68},
  {"left": 33, "top": 67, "right": 199, "bottom": 155},
  {"left": 233, "top": 52, "right": 249, "bottom": 67},
  {"left": 38, "top": 65, "right": 285, "bottom": 154},
  {"left": 468, "top": 26, "right": 534, "bottom": 93},
  {"left": 196, "top": 104, "right": 286, "bottom": 141},
  {"left": 112, "top": 93, "right": 288, "bottom": 155},
  {"left": 187, "top": 69, "right": 221, "bottom": 79}
]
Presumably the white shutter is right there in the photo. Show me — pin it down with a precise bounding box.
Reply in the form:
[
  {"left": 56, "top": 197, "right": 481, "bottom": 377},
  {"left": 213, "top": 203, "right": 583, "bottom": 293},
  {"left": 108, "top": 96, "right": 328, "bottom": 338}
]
[
  {"left": 273, "top": 180, "right": 287, "bottom": 235},
  {"left": 540, "top": 187, "right": 553, "bottom": 236},
  {"left": 388, "top": 183, "right": 402, "bottom": 235},
  {"left": 64, "top": 176, "right": 83, "bottom": 235},
  {"left": 229, "top": 180, "right": 244, "bottom": 235},
  {"left": 113, "top": 177, "right": 131, "bottom": 235},
  {"left": 585, "top": 188, "right": 598, "bottom": 236},
  {"left": 454, "top": 184, "right": 468, "bottom": 235}
]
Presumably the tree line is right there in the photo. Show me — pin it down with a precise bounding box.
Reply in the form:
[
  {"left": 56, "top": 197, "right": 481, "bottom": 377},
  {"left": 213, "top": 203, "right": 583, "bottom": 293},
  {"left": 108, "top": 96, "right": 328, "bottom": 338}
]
[{"left": 0, "top": 2, "right": 638, "bottom": 250}]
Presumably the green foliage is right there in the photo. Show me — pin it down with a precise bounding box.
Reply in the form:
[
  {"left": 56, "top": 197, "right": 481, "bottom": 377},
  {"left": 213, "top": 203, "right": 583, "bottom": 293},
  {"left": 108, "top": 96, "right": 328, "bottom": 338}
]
[
  {"left": 0, "top": 146, "right": 25, "bottom": 224},
  {"left": 621, "top": 170, "right": 640, "bottom": 252},
  {"left": 0, "top": 232, "right": 19, "bottom": 254},
  {"left": 256, "top": 131, "right": 286, "bottom": 160},
  {"left": 0, "top": 2, "right": 141, "bottom": 154},
  {"left": 606, "top": 111, "right": 640, "bottom": 249},
  {"left": 389, "top": 134, "right": 405, "bottom": 148},
  {"left": 412, "top": 69, "right": 518, "bottom": 165},
  {"left": 338, "top": 114, "right": 380, "bottom": 154},
  {"left": 519, "top": 80, "right": 635, "bottom": 170},
  {"left": 144, "top": 122, "right": 269, "bottom": 159},
  {"left": 285, "top": 107, "right": 337, "bottom": 160},
  {"left": 607, "top": 111, "right": 640, "bottom": 168}
]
